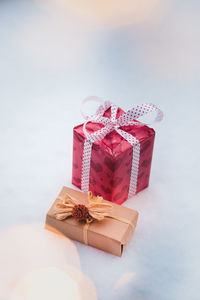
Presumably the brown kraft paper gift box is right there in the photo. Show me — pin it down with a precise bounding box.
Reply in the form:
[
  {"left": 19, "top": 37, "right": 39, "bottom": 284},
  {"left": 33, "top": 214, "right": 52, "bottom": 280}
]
[{"left": 46, "top": 186, "right": 139, "bottom": 257}]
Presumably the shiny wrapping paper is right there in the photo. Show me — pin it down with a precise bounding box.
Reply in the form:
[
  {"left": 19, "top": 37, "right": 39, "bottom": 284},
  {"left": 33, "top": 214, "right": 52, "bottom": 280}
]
[
  {"left": 46, "top": 186, "right": 139, "bottom": 256},
  {"left": 72, "top": 106, "right": 155, "bottom": 204}
]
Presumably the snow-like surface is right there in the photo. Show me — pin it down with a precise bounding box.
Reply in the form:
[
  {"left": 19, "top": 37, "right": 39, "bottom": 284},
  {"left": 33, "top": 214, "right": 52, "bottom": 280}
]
[{"left": 0, "top": 1, "right": 199, "bottom": 299}]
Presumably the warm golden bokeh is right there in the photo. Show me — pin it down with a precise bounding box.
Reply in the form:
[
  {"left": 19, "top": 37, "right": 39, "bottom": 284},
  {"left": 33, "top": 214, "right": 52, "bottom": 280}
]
[
  {"left": 11, "top": 267, "right": 81, "bottom": 300},
  {"left": 36, "top": 0, "right": 165, "bottom": 28}
]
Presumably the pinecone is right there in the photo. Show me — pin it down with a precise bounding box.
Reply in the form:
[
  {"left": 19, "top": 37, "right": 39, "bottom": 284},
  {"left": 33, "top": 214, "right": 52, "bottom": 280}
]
[{"left": 72, "top": 204, "right": 90, "bottom": 221}]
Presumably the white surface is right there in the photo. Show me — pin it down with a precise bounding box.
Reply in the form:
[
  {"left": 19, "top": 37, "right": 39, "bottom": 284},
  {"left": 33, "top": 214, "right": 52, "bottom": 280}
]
[{"left": 0, "top": 1, "right": 200, "bottom": 299}]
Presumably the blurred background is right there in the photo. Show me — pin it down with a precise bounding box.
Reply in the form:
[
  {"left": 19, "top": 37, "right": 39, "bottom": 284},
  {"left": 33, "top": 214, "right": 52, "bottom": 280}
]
[{"left": 0, "top": 0, "right": 200, "bottom": 299}]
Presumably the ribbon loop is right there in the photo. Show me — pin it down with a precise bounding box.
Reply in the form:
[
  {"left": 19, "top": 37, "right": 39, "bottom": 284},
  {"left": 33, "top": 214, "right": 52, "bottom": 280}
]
[
  {"left": 81, "top": 96, "right": 105, "bottom": 120},
  {"left": 117, "top": 103, "right": 163, "bottom": 127}
]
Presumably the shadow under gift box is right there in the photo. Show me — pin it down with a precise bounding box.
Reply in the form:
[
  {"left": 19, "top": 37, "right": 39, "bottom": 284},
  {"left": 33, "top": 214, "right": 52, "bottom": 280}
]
[
  {"left": 46, "top": 187, "right": 139, "bottom": 257},
  {"left": 72, "top": 106, "right": 155, "bottom": 204}
]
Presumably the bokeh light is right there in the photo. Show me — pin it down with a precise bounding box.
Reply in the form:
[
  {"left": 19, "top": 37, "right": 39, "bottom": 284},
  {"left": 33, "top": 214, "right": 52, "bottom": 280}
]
[{"left": 0, "top": 223, "right": 97, "bottom": 300}]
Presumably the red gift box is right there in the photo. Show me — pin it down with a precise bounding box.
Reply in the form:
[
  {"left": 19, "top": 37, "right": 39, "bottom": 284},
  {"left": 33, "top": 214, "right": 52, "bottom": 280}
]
[{"left": 72, "top": 100, "right": 162, "bottom": 204}]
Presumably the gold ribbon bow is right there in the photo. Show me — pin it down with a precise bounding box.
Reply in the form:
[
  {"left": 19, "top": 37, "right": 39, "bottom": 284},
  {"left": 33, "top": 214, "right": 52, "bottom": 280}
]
[{"left": 55, "top": 191, "right": 134, "bottom": 245}]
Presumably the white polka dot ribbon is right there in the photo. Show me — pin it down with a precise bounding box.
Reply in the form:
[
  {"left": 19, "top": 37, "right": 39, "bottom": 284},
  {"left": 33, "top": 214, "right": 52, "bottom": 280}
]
[{"left": 81, "top": 97, "right": 163, "bottom": 198}]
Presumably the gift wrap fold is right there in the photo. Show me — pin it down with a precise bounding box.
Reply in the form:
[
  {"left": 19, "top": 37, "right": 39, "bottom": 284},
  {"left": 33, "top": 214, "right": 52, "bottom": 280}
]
[
  {"left": 46, "top": 186, "right": 139, "bottom": 256},
  {"left": 72, "top": 99, "right": 163, "bottom": 204}
]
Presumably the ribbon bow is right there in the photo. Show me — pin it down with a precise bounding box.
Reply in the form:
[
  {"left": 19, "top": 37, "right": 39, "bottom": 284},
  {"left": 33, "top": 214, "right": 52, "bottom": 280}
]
[
  {"left": 81, "top": 97, "right": 163, "bottom": 197},
  {"left": 55, "top": 191, "right": 112, "bottom": 223},
  {"left": 55, "top": 191, "right": 134, "bottom": 245}
]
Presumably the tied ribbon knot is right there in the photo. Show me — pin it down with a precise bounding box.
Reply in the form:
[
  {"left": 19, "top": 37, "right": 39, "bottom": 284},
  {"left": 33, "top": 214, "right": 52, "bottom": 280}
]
[
  {"left": 55, "top": 191, "right": 134, "bottom": 245},
  {"left": 81, "top": 97, "right": 163, "bottom": 197}
]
